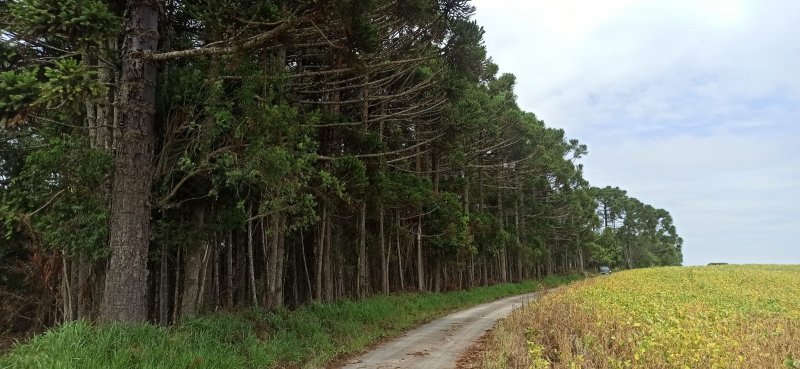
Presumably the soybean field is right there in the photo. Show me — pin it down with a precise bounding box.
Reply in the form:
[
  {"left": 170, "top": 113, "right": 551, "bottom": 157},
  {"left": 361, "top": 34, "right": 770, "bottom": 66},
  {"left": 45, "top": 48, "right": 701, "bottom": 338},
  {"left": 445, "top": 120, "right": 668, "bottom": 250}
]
[{"left": 483, "top": 266, "right": 800, "bottom": 369}]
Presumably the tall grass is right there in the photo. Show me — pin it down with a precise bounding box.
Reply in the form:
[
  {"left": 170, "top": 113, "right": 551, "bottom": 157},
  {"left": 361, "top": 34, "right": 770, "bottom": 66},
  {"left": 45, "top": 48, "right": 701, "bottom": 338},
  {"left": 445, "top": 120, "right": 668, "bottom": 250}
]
[{"left": 0, "top": 274, "right": 579, "bottom": 369}]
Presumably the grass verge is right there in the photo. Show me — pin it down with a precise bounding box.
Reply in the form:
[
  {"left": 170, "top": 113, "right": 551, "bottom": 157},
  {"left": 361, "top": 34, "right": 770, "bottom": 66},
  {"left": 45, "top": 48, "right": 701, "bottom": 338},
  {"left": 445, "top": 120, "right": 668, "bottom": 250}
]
[
  {"left": 482, "top": 266, "right": 800, "bottom": 369},
  {"left": 0, "top": 274, "right": 580, "bottom": 369}
]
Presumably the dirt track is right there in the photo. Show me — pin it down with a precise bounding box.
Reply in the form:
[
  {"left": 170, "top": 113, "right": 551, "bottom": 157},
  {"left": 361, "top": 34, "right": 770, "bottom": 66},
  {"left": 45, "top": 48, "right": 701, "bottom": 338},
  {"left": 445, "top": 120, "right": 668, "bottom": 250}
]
[{"left": 337, "top": 292, "right": 539, "bottom": 369}]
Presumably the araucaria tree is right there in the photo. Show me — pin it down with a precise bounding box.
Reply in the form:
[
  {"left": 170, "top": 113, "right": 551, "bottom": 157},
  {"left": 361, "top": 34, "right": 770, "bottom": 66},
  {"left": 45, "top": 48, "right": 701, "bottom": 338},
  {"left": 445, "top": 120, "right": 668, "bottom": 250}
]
[{"left": 0, "top": 0, "right": 682, "bottom": 328}]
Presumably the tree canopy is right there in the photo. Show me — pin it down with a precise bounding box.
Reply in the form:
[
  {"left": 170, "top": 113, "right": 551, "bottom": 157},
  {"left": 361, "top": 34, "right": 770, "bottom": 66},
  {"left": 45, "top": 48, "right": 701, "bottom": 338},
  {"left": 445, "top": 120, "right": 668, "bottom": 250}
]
[{"left": 0, "top": 0, "right": 682, "bottom": 329}]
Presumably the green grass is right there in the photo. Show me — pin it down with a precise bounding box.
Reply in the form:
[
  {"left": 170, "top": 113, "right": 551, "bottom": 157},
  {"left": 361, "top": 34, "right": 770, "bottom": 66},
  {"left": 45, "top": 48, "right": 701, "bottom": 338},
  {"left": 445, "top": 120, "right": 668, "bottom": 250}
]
[{"left": 0, "top": 274, "right": 580, "bottom": 369}]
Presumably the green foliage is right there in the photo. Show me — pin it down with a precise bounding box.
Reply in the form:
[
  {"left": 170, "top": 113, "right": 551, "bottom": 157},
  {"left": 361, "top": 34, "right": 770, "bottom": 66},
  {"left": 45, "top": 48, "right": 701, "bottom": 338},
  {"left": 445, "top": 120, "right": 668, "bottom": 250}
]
[
  {"left": 329, "top": 156, "right": 368, "bottom": 201},
  {"left": 9, "top": 0, "right": 120, "bottom": 45},
  {"left": 183, "top": 1, "right": 281, "bottom": 43},
  {"left": 588, "top": 229, "right": 623, "bottom": 267},
  {"left": 0, "top": 68, "right": 40, "bottom": 126},
  {"left": 469, "top": 212, "right": 504, "bottom": 256},
  {"left": 0, "top": 41, "right": 22, "bottom": 71},
  {"left": 425, "top": 192, "right": 469, "bottom": 257},
  {"left": 40, "top": 58, "right": 105, "bottom": 115},
  {"left": 0, "top": 0, "right": 682, "bottom": 334},
  {"left": 0, "top": 276, "right": 581, "bottom": 369},
  {"left": 590, "top": 186, "right": 683, "bottom": 269},
  {"left": 1, "top": 133, "right": 111, "bottom": 257},
  {"left": 379, "top": 171, "right": 433, "bottom": 207},
  {"left": 1, "top": 52, "right": 106, "bottom": 126},
  {"left": 347, "top": 14, "right": 381, "bottom": 54}
]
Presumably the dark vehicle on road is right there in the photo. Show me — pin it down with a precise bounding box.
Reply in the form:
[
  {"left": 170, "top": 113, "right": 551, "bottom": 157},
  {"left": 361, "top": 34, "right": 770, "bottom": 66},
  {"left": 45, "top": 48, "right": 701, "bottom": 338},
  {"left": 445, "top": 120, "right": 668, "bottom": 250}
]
[{"left": 599, "top": 266, "right": 612, "bottom": 275}]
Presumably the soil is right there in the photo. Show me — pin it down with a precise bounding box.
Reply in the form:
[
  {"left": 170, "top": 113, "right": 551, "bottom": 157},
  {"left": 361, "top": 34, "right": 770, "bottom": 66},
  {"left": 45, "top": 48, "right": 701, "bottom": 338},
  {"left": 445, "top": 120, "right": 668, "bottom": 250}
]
[{"left": 334, "top": 292, "right": 539, "bottom": 369}]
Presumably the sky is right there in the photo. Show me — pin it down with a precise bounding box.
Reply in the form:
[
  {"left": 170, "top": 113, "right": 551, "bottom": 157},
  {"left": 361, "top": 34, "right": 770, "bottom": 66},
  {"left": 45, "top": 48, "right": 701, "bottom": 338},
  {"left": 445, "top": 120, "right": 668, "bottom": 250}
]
[{"left": 472, "top": 0, "right": 800, "bottom": 266}]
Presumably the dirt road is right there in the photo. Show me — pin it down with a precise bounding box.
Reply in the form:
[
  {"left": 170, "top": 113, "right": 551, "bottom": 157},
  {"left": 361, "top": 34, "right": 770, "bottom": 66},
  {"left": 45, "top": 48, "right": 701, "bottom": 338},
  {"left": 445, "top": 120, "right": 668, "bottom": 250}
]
[{"left": 337, "top": 292, "right": 539, "bottom": 369}]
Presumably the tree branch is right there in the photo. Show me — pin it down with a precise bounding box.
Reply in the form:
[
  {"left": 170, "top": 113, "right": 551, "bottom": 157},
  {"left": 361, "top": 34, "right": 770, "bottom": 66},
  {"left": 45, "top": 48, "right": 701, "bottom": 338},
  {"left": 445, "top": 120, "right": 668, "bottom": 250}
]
[{"left": 145, "top": 19, "right": 299, "bottom": 61}]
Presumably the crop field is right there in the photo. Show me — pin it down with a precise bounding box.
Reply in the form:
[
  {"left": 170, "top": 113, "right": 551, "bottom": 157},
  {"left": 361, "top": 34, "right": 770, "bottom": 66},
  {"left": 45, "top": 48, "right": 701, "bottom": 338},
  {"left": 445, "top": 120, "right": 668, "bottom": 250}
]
[{"left": 483, "top": 266, "right": 800, "bottom": 369}]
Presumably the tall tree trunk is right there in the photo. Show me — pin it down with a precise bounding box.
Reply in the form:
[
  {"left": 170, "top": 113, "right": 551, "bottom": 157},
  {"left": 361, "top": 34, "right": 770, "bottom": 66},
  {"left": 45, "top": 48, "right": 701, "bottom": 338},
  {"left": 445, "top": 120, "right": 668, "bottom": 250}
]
[
  {"left": 247, "top": 205, "right": 258, "bottom": 306},
  {"left": 266, "top": 214, "right": 279, "bottom": 309},
  {"left": 172, "top": 247, "right": 181, "bottom": 323},
  {"left": 498, "top": 186, "right": 507, "bottom": 283},
  {"left": 380, "top": 203, "right": 388, "bottom": 294},
  {"left": 61, "top": 254, "right": 74, "bottom": 322},
  {"left": 396, "top": 212, "right": 404, "bottom": 291},
  {"left": 514, "top": 188, "right": 521, "bottom": 282},
  {"left": 213, "top": 238, "right": 220, "bottom": 308},
  {"left": 236, "top": 232, "right": 246, "bottom": 303},
  {"left": 464, "top": 171, "right": 470, "bottom": 215},
  {"left": 468, "top": 255, "right": 474, "bottom": 288},
  {"left": 226, "top": 231, "right": 234, "bottom": 308},
  {"left": 77, "top": 255, "right": 94, "bottom": 320},
  {"left": 416, "top": 219, "right": 424, "bottom": 291},
  {"left": 432, "top": 151, "right": 440, "bottom": 194},
  {"left": 101, "top": 0, "right": 159, "bottom": 323},
  {"left": 481, "top": 257, "right": 488, "bottom": 286},
  {"left": 315, "top": 207, "right": 326, "bottom": 301},
  {"left": 324, "top": 216, "right": 334, "bottom": 301},
  {"left": 275, "top": 215, "right": 286, "bottom": 308},
  {"left": 196, "top": 244, "right": 210, "bottom": 311},
  {"left": 159, "top": 244, "right": 169, "bottom": 325},
  {"left": 180, "top": 207, "right": 206, "bottom": 320},
  {"left": 301, "top": 232, "right": 312, "bottom": 302},
  {"left": 357, "top": 202, "right": 367, "bottom": 298}
]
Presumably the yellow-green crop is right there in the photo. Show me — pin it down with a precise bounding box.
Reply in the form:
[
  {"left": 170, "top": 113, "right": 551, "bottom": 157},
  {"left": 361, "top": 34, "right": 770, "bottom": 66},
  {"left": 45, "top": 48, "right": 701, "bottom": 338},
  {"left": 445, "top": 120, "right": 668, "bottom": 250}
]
[{"left": 484, "top": 265, "right": 800, "bottom": 369}]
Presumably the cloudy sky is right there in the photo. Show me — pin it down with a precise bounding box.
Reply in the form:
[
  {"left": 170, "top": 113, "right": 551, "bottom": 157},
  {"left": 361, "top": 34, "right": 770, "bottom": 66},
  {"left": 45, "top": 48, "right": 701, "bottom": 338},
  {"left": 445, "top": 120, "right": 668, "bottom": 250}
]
[{"left": 472, "top": 0, "right": 800, "bottom": 265}]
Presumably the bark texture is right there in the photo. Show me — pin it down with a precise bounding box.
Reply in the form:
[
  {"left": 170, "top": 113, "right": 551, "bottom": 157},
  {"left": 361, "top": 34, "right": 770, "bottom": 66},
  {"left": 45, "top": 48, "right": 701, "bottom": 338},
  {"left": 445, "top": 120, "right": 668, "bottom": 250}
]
[{"left": 100, "top": 0, "right": 159, "bottom": 323}]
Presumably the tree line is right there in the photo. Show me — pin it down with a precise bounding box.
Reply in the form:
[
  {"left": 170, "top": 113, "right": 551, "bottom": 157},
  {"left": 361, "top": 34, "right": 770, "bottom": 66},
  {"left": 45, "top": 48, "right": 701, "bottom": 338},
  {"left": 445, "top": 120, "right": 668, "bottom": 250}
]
[{"left": 0, "top": 0, "right": 682, "bottom": 331}]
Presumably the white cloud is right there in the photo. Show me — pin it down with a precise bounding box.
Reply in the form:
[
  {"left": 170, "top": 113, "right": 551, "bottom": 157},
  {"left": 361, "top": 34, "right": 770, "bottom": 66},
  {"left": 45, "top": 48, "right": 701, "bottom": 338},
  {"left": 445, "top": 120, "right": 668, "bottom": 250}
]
[
  {"left": 473, "top": 0, "right": 800, "bottom": 265},
  {"left": 580, "top": 132, "right": 800, "bottom": 265}
]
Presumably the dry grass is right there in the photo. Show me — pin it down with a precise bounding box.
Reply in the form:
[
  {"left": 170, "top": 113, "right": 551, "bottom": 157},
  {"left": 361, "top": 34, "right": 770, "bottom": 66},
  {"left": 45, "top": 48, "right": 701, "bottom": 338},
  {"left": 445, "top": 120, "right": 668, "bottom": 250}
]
[{"left": 482, "top": 266, "right": 800, "bottom": 369}]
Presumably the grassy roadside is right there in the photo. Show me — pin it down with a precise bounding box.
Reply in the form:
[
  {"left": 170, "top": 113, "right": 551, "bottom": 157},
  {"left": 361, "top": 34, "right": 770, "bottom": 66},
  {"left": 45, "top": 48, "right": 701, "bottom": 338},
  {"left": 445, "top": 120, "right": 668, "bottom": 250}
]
[{"left": 0, "top": 274, "right": 580, "bottom": 369}]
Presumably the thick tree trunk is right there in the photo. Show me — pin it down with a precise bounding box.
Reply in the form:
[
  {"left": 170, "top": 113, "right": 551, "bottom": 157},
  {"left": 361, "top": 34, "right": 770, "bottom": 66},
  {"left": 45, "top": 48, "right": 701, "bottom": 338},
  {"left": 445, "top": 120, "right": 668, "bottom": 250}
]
[
  {"left": 101, "top": 0, "right": 159, "bottom": 323},
  {"left": 96, "top": 36, "right": 116, "bottom": 151}
]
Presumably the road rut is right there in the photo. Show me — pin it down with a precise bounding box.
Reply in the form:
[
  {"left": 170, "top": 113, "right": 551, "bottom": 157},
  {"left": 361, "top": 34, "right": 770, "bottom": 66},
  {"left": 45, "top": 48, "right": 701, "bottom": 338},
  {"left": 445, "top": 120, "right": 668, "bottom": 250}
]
[{"left": 338, "top": 292, "right": 539, "bottom": 369}]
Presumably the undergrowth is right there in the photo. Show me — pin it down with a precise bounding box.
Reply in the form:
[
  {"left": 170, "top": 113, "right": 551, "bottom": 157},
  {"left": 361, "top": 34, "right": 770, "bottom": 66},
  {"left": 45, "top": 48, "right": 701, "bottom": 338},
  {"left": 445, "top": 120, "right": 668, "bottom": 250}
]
[{"left": 0, "top": 274, "right": 579, "bottom": 369}]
